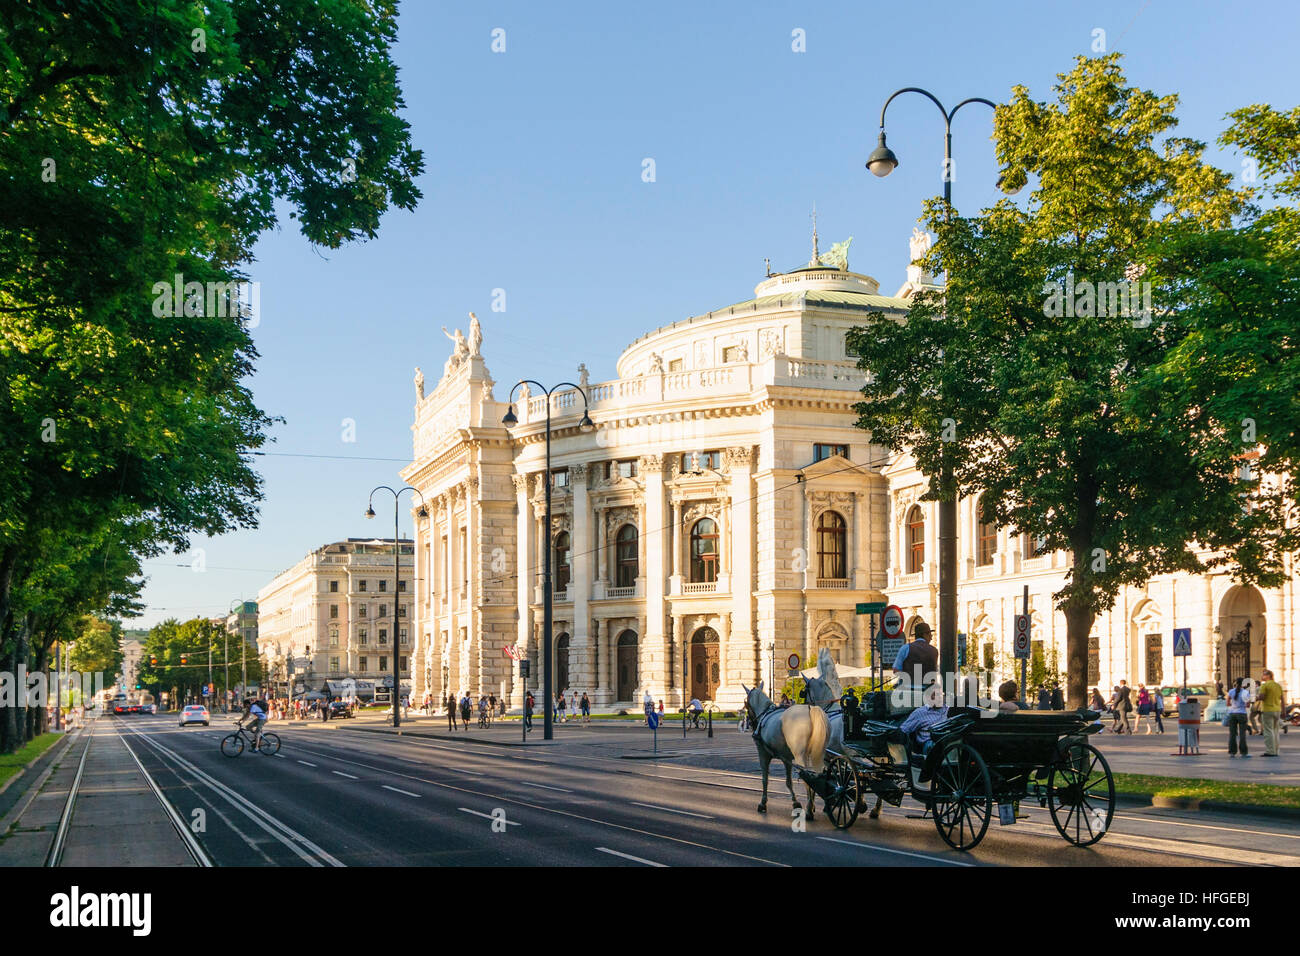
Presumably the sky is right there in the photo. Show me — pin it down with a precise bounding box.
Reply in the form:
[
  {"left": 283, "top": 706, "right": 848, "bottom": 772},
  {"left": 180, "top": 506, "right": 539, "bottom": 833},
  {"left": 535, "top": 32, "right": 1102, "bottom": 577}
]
[{"left": 133, "top": 0, "right": 1300, "bottom": 627}]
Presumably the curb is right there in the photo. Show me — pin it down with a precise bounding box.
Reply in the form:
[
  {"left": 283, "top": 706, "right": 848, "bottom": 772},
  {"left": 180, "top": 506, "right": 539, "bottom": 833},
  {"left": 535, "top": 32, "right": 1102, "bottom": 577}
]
[
  {"left": 0, "top": 727, "right": 78, "bottom": 799},
  {"left": 320, "top": 722, "right": 555, "bottom": 748},
  {"left": 1114, "top": 790, "right": 1300, "bottom": 820}
]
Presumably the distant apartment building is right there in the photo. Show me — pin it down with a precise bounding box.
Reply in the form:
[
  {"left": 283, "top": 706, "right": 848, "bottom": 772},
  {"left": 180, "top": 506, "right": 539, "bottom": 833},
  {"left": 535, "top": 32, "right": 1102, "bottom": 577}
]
[
  {"left": 257, "top": 539, "right": 414, "bottom": 698},
  {"left": 120, "top": 637, "right": 144, "bottom": 691}
]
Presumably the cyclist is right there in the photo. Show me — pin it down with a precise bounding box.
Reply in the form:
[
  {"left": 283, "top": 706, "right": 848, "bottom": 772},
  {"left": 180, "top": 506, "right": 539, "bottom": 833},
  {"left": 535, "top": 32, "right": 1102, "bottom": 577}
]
[
  {"left": 688, "top": 696, "right": 704, "bottom": 728},
  {"left": 240, "top": 696, "right": 268, "bottom": 750}
]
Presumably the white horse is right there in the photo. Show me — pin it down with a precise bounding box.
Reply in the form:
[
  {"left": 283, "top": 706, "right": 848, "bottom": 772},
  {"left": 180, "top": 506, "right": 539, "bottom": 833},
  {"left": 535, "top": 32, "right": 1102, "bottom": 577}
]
[
  {"left": 743, "top": 682, "right": 830, "bottom": 819},
  {"left": 803, "top": 648, "right": 851, "bottom": 816}
]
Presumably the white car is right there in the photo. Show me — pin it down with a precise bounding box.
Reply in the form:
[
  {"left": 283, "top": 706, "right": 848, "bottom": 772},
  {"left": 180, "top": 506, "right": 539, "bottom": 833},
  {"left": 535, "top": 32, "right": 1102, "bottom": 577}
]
[{"left": 179, "top": 704, "right": 210, "bottom": 727}]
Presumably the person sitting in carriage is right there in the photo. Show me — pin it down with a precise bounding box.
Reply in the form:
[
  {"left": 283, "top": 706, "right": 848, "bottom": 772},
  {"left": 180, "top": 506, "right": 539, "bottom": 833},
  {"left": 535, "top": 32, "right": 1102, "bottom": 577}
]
[{"left": 899, "top": 683, "right": 949, "bottom": 756}]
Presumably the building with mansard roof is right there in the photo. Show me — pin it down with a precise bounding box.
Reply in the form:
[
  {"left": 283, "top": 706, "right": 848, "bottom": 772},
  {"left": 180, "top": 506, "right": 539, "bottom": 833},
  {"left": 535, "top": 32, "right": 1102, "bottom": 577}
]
[{"left": 403, "top": 235, "right": 1298, "bottom": 711}]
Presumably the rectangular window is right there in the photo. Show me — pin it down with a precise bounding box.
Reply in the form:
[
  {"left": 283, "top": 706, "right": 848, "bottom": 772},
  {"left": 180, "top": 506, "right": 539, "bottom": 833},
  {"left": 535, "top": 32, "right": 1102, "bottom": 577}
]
[
  {"left": 359, "top": 580, "right": 367, "bottom": 592},
  {"left": 618, "top": 459, "right": 637, "bottom": 478},
  {"left": 398, "top": 605, "right": 407, "bottom": 618},
  {"left": 379, "top": 604, "right": 387, "bottom": 618},
  {"left": 400, "top": 628, "right": 408, "bottom": 645},
  {"left": 680, "top": 450, "right": 721, "bottom": 472},
  {"left": 551, "top": 469, "right": 569, "bottom": 488},
  {"left": 329, "top": 656, "right": 340, "bottom": 673},
  {"left": 359, "top": 628, "right": 368, "bottom": 645},
  {"left": 329, "top": 604, "right": 338, "bottom": 619},
  {"left": 359, "top": 605, "right": 367, "bottom": 618},
  {"left": 379, "top": 629, "right": 388, "bottom": 645},
  {"left": 379, "top": 580, "right": 387, "bottom": 592},
  {"left": 329, "top": 580, "right": 339, "bottom": 592},
  {"left": 813, "top": 443, "right": 849, "bottom": 462},
  {"left": 400, "top": 656, "right": 408, "bottom": 673},
  {"left": 398, "top": 580, "right": 407, "bottom": 593},
  {"left": 379, "top": 656, "right": 388, "bottom": 673},
  {"left": 668, "top": 358, "right": 683, "bottom": 371},
  {"left": 328, "top": 631, "right": 338, "bottom": 648},
  {"left": 359, "top": 656, "right": 368, "bottom": 672}
]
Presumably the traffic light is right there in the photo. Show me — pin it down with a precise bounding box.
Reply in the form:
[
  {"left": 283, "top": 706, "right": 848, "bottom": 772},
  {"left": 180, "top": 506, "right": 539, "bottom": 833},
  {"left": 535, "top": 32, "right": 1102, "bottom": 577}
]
[
  {"left": 180, "top": 653, "right": 188, "bottom": 665},
  {"left": 135, "top": 683, "right": 141, "bottom": 690},
  {"left": 150, "top": 655, "right": 158, "bottom": 666}
]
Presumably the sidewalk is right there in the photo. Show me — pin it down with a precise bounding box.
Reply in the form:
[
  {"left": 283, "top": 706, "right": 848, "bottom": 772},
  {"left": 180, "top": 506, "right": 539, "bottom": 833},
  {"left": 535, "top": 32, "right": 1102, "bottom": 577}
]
[
  {"left": 0, "top": 719, "right": 198, "bottom": 866},
  {"left": 1091, "top": 721, "right": 1300, "bottom": 785}
]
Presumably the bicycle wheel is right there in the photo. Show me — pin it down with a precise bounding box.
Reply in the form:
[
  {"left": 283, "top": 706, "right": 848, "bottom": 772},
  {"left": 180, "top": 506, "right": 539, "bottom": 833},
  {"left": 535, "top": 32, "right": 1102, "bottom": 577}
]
[
  {"left": 220, "top": 732, "right": 245, "bottom": 757},
  {"left": 257, "top": 733, "right": 281, "bottom": 756}
]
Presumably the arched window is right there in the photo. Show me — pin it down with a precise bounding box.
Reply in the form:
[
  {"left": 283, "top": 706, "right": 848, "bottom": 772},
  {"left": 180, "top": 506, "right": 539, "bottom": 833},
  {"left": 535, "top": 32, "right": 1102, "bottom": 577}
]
[
  {"left": 556, "top": 633, "right": 570, "bottom": 693},
  {"left": 816, "top": 511, "right": 847, "bottom": 579},
  {"left": 977, "top": 500, "right": 997, "bottom": 567},
  {"left": 615, "top": 524, "right": 638, "bottom": 588},
  {"left": 554, "top": 531, "right": 571, "bottom": 592},
  {"left": 906, "top": 506, "right": 925, "bottom": 574},
  {"left": 689, "top": 518, "right": 719, "bottom": 583}
]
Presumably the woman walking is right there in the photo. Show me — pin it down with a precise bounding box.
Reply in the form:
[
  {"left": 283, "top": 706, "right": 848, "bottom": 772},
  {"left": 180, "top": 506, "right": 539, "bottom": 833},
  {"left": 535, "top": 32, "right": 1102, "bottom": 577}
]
[
  {"left": 1135, "top": 685, "right": 1152, "bottom": 734},
  {"left": 1152, "top": 688, "right": 1165, "bottom": 733},
  {"left": 1227, "top": 677, "right": 1252, "bottom": 757}
]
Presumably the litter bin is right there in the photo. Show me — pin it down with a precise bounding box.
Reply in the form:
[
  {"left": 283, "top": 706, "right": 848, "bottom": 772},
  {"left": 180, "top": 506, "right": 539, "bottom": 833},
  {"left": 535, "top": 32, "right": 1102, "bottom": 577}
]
[{"left": 1177, "top": 699, "right": 1201, "bottom": 755}]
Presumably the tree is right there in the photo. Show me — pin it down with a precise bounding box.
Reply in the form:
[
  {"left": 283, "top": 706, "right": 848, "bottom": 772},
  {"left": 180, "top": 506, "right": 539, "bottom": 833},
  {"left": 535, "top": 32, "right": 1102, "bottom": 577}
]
[
  {"left": 848, "top": 54, "right": 1289, "bottom": 709},
  {"left": 68, "top": 616, "right": 125, "bottom": 682}
]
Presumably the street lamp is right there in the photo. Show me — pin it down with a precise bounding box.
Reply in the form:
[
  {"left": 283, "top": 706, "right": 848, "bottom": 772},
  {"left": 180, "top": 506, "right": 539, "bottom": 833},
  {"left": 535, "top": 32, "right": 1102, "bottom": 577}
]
[
  {"left": 868, "top": 86, "right": 1006, "bottom": 691},
  {"left": 365, "top": 485, "right": 428, "bottom": 727},
  {"left": 502, "top": 380, "right": 594, "bottom": 741}
]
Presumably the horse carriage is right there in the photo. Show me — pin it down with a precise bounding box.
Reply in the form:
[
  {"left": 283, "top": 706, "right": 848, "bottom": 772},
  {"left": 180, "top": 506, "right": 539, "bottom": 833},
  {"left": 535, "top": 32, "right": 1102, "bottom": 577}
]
[{"left": 802, "top": 693, "right": 1117, "bottom": 852}]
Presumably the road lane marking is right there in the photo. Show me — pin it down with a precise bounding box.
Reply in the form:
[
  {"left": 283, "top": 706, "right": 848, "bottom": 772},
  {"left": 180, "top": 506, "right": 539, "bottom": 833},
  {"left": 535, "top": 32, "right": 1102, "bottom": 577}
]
[
  {"left": 525, "top": 782, "right": 572, "bottom": 793},
  {"left": 283, "top": 740, "right": 785, "bottom": 866},
  {"left": 115, "top": 726, "right": 213, "bottom": 868},
  {"left": 332, "top": 771, "right": 358, "bottom": 779},
  {"left": 119, "top": 725, "right": 344, "bottom": 867},
  {"left": 458, "top": 807, "right": 519, "bottom": 825},
  {"left": 298, "top": 760, "right": 317, "bottom": 767},
  {"left": 453, "top": 768, "right": 484, "bottom": 776},
  {"left": 816, "top": 836, "right": 977, "bottom": 867},
  {"left": 596, "top": 846, "right": 666, "bottom": 867},
  {"left": 631, "top": 802, "right": 713, "bottom": 819},
  {"left": 383, "top": 785, "right": 421, "bottom": 797}
]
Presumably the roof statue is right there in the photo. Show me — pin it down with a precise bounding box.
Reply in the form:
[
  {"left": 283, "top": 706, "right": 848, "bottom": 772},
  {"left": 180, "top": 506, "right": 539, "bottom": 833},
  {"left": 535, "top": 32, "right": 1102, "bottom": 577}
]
[
  {"left": 577, "top": 362, "right": 589, "bottom": 390},
  {"left": 413, "top": 366, "right": 425, "bottom": 401},
  {"left": 821, "top": 236, "right": 853, "bottom": 271},
  {"left": 468, "top": 312, "right": 482, "bottom": 357},
  {"left": 910, "top": 227, "right": 933, "bottom": 263},
  {"left": 441, "top": 326, "right": 469, "bottom": 378}
]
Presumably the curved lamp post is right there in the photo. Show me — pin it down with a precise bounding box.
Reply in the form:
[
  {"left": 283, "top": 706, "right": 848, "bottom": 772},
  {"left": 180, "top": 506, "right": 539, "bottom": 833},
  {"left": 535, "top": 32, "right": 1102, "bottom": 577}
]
[
  {"left": 502, "top": 381, "right": 594, "bottom": 740},
  {"left": 366, "top": 485, "right": 429, "bottom": 727},
  {"left": 867, "top": 86, "right": 1013, "bottom": 690}
]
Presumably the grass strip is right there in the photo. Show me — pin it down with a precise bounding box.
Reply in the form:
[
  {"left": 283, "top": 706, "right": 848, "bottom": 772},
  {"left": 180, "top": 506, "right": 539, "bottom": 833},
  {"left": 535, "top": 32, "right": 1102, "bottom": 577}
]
[
  {"left": 0, "top": 733, "right": 63, "bottom": 788},
  {"left": 1113, "top": 772, "right": 1300, "bottom": 809}
]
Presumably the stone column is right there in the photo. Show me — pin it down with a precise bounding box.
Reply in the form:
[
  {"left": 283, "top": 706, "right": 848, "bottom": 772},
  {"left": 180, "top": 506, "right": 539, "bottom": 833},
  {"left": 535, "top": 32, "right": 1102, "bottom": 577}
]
[
  {"left": 602, "top": 625, "right": 616, "bottom": 703},
  {"left": 597, "top": 508, "right": 609, "bottom": 586},
  {"left": 641, "top": 455, "right": 667, "bottom": 693},
  {"left": 571, "top": 464, "right": 592, "bottom": 693},
  {"left": 726, "top": 447, "right": 756, "bottom": 691},
  {"left": 851, "top": 490, "right": 866, "bottom": 589},
  {"left": 513, "top": 474, "right": 533, "bottom": 708},
  {"left": 463, "top": 477, "right": 479, "bottom": 694}
]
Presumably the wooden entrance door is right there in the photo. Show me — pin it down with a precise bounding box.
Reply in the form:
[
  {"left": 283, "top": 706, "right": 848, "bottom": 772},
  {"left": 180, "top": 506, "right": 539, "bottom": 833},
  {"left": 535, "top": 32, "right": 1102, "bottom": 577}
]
[
  {"left": 1144, "top": 634, "right": 1162, "bottom": 685},
  {"left": 690, "top": 628, "right": 720, "bottom": 701},
  {"left": 616, "top": 631, "right": 637, "bottom": 701}
]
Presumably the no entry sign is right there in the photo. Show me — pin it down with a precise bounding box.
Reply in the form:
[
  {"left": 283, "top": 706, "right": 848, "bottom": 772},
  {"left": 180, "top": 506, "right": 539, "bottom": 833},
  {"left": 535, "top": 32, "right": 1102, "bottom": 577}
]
[{"left": 880, "top": 605, "right": 904, "bottom": 639}]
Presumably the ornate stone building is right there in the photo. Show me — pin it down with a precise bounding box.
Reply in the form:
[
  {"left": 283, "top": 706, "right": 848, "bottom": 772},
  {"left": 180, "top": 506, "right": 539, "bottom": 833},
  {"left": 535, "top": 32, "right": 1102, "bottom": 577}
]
[{"left": 404, "top": 237, "right": 1299, "bottom": 709}]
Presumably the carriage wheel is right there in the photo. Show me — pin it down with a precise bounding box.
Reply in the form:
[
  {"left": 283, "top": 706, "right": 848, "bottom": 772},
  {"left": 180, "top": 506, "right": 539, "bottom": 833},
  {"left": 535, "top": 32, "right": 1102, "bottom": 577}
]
[
  {"left": 929, "top": 741, "right": 992, "bottom": 851},
  {"left": 1048, "top": 742, "right": 1115, "bottom": 846},
  {"left": 823, "top": 757, "right": 860, "bottom": 829}
]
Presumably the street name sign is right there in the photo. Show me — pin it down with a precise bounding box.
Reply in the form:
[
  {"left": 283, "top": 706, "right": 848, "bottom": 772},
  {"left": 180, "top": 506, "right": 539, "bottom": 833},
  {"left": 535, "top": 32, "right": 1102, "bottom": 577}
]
[{"left": 856, "top": 601, "right": 886, "bottom": 615}]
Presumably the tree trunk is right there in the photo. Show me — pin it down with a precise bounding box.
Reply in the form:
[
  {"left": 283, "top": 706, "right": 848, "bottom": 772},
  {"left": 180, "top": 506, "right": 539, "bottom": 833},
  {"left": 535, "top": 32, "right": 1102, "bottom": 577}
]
[
  {"left": 32, "top": 640, "right": 50, "bottom": 738},
  {"left": 15, "top": 613, "right": 32, "bottom": 745},
  {"left": 1063, "top": 602, "right": 1095, "bottom": 711},
  {"left": 0, "top": 549, "right": 17, "bottom": 753}
]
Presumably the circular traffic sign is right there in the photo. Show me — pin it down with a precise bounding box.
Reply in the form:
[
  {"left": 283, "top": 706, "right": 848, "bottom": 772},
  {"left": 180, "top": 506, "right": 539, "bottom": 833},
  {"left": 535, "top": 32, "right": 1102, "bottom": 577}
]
[
  {"left": 787, "top": 653, "right": 801, "bottom": 670},
  {"left": 881, "top": 605, "right": 905, "bottom": 639}
]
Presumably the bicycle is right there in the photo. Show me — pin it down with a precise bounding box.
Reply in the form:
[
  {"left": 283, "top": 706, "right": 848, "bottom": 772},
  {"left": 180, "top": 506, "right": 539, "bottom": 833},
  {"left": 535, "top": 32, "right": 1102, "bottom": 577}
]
[
  {"left": 478, "top": 709, "right": 491, "bottom": 729},
  {"left": 220, "top": 720, "right": 280, "bottom": 757},
  {"left": 683, "top": 708, "right": 709, "bottom": 730}
]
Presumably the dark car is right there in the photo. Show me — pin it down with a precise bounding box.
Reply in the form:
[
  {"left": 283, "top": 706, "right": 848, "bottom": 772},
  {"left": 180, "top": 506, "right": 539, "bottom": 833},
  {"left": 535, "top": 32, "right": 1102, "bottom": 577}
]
[
  {"left": 328, "top": 700, "right": 354, "bottom": 718},
  {"left": 112, "top": 701, "right": 131, "bottom": 715}
]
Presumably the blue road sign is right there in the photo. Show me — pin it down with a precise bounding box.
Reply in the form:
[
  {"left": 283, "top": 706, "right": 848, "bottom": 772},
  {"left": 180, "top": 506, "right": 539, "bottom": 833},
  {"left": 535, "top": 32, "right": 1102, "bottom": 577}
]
[
  {"left": 1173, "top": 628, "right": 1192, "bottom": 657},
  {"left": 648, "top": 711, "right": 660, "bottom": 730}
]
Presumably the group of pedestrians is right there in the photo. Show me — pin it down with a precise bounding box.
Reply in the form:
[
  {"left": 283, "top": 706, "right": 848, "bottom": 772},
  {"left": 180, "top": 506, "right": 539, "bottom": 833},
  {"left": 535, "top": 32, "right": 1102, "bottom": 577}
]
[
  {"left": 444, "top": 692, "right": 502, "bottom": 730},
  {"left": 554, "top": 690, "right": 592, "bottom": 724},
  {"left": 1102, "top": 680, "right": 1166, "bottom": 734},
  {"left": 1224, "top": 670, "right": 1285, "bottom": 757}
]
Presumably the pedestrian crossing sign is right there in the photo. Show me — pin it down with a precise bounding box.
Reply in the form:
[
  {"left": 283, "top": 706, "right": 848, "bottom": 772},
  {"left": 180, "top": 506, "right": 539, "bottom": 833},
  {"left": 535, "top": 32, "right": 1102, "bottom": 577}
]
[{"left": 1173, "top": 628, "right": 1192, "bottom": 657}]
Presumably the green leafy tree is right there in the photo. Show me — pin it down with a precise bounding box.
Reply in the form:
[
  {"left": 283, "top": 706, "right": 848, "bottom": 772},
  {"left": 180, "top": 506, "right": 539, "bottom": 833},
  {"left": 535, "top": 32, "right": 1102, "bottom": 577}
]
[
  {"left": 848, "top": 54, "right": 1289, "bottom": 709},
  {"left": 69, "top": 616, "right": 125, "bottom": 680}
]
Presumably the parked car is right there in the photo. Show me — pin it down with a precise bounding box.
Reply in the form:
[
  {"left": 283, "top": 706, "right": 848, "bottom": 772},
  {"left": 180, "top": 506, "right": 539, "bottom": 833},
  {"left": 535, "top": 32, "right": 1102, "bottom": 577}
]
[
  {"left": 328, "top": 700, "right": 354, "bottom": 719},
  {"left": 179, "top": 704, "right": 210, "bottom": 727},
  {"left": 1159, "top": 685, "right": 1212, "bottom": 713}
]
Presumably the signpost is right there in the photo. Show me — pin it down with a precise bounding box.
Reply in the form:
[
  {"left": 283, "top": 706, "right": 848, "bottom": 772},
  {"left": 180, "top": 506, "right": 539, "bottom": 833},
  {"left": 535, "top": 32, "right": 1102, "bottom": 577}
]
[
  {"left": 519, "top": 659, "right": 531, "bottom": 742},
  {"left": 857, "top": 601, "right": 886, "bottom": 688},
  {"left": 1173, "top": 627, "right": 1192, "bottom": 695},
  {"left": 1014, "top": 586, "right": 1031, "bottom": 706},
  {"left": 879, "top": 604, "right": 905, "bottom": 677}
]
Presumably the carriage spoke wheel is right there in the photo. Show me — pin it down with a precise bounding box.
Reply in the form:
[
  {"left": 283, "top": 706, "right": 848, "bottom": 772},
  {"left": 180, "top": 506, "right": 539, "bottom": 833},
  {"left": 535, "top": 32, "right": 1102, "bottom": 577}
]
[
  {"left": 1048, "top": 742, "right": 1114, "bottom": 846},
  {"left": 824, "top": 757, "right": 860, "bottom": 829},
  {"left": 929, "top": 741, "right": 992, "bottom": 851}
]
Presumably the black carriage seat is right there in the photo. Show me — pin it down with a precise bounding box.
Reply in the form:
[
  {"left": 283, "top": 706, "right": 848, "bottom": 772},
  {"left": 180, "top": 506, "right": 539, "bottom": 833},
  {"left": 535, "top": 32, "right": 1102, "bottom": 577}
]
[{"left": 952, "top": 709, "right": 1102, "bottom": 778}]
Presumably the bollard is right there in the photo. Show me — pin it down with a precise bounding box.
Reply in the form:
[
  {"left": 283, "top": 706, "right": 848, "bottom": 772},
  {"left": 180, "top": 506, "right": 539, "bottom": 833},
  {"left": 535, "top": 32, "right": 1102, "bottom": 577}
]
[{"left": 707, "top": 708, "right": 713, "bottom": 738}]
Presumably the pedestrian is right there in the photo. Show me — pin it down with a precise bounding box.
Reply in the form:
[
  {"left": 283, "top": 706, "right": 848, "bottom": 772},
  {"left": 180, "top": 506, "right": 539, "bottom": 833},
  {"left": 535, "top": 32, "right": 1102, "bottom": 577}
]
[
  {"left": 1135, "top": 684, "right": 1152, "bottom": 734},
  {"left": 1258, "top": 669, "right": 1283, "bottom": 757},
  {"left": 1037, "top": 685, "right": 1051, "bottom": 711},
  {"left": 460, "top": 693, "right": 472, "bottom": 730},
  {"left": 657, "top": 700, "right": 664, "bottom": 719},
  {"left": 1050, "top": 683, "right": 1064, "bottom": 711},
  {"left": 643, "top": 689, "right": 654, "bottom": 725},
  {"left": 556, "top": 692, "right": 566, "bottom": 723},
  {"left": 524, "top": 690, "right": 535, "bottom": 731},
  {"left": 580, "top": 691, "right": 591, "bottom": 726},
  {"left": 1226, "top": 677, "right": 1251, "bottom": 757},
  {"left": 1115, "top": 680, "right": 1133, "bottom": 733},
  {"left": 1089, "top": 687, "right": 1106, "bottom": 713},
  {"left": 447, "top": 692, "right": 457, "bottom": 730},
  {"left": 1152, "top": 687, "right": 1165, "bottom": 734}
]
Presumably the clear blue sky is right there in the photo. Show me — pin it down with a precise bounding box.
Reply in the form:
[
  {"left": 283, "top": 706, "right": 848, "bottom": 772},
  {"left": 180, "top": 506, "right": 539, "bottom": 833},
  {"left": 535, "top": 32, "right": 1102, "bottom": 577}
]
[{"left": 134, "top": 0, "right": 1300, "bottom": 627}]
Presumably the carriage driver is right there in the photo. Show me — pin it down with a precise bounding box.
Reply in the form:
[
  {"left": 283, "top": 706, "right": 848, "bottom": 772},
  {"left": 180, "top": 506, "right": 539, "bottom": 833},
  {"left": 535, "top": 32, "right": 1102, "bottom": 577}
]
[{"left": 892, "top": 621, "right": 939, "bottom": 690}]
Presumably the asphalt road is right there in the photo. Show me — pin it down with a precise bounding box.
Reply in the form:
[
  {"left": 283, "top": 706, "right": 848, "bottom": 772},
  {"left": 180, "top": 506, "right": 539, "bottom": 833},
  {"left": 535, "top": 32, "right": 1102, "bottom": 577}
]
[{"left": 111, "top": 715, "right": 1300, "bottom": 867}]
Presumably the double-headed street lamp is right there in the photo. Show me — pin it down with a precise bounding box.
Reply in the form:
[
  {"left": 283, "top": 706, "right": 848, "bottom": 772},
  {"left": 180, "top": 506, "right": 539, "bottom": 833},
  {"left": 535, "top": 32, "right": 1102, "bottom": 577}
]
[
  {"left": 867, "top": 87, "right": 1017, "bottom": 689},
  {"left": 366, "top": 485, "right": 429, "bottom": 728},
  {"left": 502, "top": 381, "right": 594, "bottom": 741}
]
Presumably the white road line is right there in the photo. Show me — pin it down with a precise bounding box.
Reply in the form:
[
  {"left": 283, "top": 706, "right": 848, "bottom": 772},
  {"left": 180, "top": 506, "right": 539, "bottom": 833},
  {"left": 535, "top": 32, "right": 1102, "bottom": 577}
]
[
  {"left": 298, "top": 760, "right": 317, "bottom": 767},
  {"left": 332, "top": 771, "right": 358, "bottom": 779},
  {"left": 524, "top": 782, "right": 572, "bottom": 793},
  {"left": 452, "top": 767, "right": 484, "bottom": 776},
  {"left": 382, "top": 785, "right": 421, "bottom": 798},
  {"left": 115, "top": 727, "right": 213, "bottom": 868},
  {"left": 631, "top": 802, "right": 713, "bottom": 819},
  {"left": 595, "top": 846, "right": 667, "bottom": 867},
  {"left": 816, "top": 836, "right": 977, "bottom": 867},
  {"left": 458, "top": 807, "right": 519, "bottom": 825}
]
